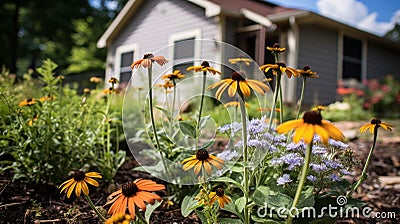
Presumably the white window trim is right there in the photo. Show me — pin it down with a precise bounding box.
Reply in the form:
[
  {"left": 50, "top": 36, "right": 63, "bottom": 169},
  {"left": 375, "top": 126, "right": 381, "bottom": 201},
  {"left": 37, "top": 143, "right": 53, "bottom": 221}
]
[
  {"left": 114, "top": 43, "right": 139, "bottom": 84},
  {"left": 337, "top": 32, "right": 367, "bottom": 83},
  {"left": 168, "top": 28, "right": 202, "bottom": 73}
]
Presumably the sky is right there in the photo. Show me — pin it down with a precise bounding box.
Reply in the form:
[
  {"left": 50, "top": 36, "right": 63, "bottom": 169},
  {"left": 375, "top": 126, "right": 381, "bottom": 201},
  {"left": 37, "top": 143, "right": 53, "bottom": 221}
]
[{"left": 268, "top": 0, "right": 400, "bottom": 36}]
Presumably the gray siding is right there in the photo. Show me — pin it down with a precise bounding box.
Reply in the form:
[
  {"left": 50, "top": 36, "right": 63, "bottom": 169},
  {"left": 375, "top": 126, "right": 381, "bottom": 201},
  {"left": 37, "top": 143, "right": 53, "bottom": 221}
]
[
  {"left": 107, "top": 0, "right": 219, "bottom": 78},
  {"left": 297, "top": 24, "right": 338, "bottom": 105},
  {"left": 367, "top": 42, "right": 400, "bottom": 80}
]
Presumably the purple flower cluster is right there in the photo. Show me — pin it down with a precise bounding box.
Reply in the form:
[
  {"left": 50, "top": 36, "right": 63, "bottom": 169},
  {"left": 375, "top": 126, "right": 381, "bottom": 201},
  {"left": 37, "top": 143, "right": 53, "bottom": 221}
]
[{"left": 277, "top": 174, "right": 292, "bottom": 185}]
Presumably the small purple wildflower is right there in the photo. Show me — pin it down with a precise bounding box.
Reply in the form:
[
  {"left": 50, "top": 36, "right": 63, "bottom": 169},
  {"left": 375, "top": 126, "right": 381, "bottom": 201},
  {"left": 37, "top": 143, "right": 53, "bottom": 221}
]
[
  {"left": 311, "top": 163, "right": 327, "bottom": 172},
  {"left": 307, "top": 175, "right": 317, "bottom": 182},
  {"left": 330, "top": 173, "right": 340, "bottom": 182},
  {"left": 277, "top": 174, "right": 292, "bottom": 185},
  {"left": 324, "top": 160, "right": 343, "bottom": 169}
]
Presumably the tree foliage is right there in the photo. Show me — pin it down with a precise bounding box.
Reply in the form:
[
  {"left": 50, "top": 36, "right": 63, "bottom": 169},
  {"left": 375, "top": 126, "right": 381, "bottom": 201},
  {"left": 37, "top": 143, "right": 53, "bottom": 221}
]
[{"left": 0, "top": 0, "right": 128, "bottom": 76}]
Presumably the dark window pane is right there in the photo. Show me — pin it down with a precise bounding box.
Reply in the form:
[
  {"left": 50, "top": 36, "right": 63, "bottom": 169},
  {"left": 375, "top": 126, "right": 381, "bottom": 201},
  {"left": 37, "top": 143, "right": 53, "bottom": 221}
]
[
  {"left": 343, "top": 61, "right": 361, "bottom": 81},
  {"left": 174, "top": 38, "right": 195, "bottom": 60},
  {"left": 120, "top": 71, "right": 132, "bottom": 83},
  {"left": 121, "top": 51, "right": 134, "bottom": 67},
  {"left": 173, "top": 62, "right": 193, "bottom": 72},
  {"left": 343, "top": 36, "right": 362, "bottom": 58}
]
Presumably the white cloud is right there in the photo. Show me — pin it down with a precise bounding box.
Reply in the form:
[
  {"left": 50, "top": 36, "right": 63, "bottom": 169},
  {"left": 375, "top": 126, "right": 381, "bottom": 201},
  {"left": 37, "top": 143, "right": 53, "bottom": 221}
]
[{"left": 316, "top": 0, "right": 397, "bottom": 36}]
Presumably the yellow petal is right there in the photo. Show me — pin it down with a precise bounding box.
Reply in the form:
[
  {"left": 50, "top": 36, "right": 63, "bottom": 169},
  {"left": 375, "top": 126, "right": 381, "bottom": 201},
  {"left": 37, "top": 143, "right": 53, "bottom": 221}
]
[
  {"left": 203, "top": 161, "right": 212, "bottom": 175},
  {"left": 75, "top": 181, "right": 82, "bottom": 197},
  {"left": 314, "top": 124, "right": 329, "bottom": 145},
  {"left": 239, "top": 81, "right": 251, "bottom": 97},
  {"left": 84, "top": 177, "right": 99, "bottom": 187},
  {"left": 67, "top": 181, "right": 77, "bottom": 198},
  {"left": 194, "top": 162, "right": 202, "bottom": 175},
  {"left": 60, "top": 179, "right": 74, "bottom": 193},
  {"left": 181, "top": 155, "right": 197, "bottom": 164},
  {"left": 209, "top": 157, "right": 223, "bottom": 169},
  {"left": 276, "top": 119, "right": 303, "bottom": 134},
  {"left": 359, "top": 123, "right": 370, "bottom": 133},
  {"left": 228, "top": 81, "right": 238, "bottom": 97},
  {"left": 85, "top": 172, "right": 102, "bottom": 178},
  {"left": 321, "top": 121, "right": 344, "bottom": 141},
  {"left": 81, "top": 182, "right": 89, "bottom": 195},
  {"left": 215, "top": 81, "right": 231, "bottom": 100},
  {"left": 293, "top": 123, "right": 308, "bottom": 143}
]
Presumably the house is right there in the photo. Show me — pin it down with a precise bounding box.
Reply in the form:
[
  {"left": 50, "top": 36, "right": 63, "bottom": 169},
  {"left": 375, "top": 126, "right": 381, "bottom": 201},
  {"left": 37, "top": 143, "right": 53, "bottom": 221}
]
[{"left": 97, "top": 0, "right": 400, "bottom": 104}]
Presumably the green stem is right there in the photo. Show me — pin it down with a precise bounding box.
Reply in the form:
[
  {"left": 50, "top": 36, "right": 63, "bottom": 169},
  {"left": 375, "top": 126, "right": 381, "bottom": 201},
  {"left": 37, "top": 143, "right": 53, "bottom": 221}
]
[
  {"left": 147, "top": 67, "right": 172, "bottom": 182},
  {"left": 239, "top": 97, "right": 250, "bottom": 224},
  {"left": 136, "top": 207, "right": 147, "bottom": 224},
  {"left": 268, "top": 73, "right": 281, "bottom": 132},
  {"left": 348, "top": 127, "right": 378, "bottom": 196},
  {"left": 84, "top": 194, "right": 106, "bottom": 222},
  {"left": 197, "top": 72, "right": 207, "bottom": 134},
  {"left": 296, "top": 77, "right": 307, "bottom": 120},
  {"left": 286, "top": 140, "right": 313, "bottom": 224},
  {"left": 279, "top": 84, "right": 283, "bottom": 124}
]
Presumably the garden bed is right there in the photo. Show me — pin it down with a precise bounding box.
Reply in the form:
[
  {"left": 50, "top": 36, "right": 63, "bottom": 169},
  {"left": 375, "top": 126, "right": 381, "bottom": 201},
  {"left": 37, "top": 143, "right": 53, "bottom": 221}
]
[{"left": 1, "top": 121, "right": 399, "bottom": 223}]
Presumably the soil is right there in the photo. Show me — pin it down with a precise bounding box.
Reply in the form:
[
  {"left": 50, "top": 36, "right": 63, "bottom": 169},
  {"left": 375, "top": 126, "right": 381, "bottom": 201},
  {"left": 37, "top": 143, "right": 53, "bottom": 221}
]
[{"left": 1, "top": 121, "right": 399, "bottom": 224}]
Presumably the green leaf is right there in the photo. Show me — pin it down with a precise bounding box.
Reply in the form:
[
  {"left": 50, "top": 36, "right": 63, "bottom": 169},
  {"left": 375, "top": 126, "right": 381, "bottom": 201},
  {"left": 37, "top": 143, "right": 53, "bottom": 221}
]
[
  {"left": 297, "top": 186, "right": 315, "bottom": 209},
  {"left": 195, "top": 210, "right": 208, "bottom": 224},
  {"left": 213, "top": 177, "right": 244, "bottom": 193},
  {"left": 252, "top": 186, "right": 273, "bottom": 207},
  {"left": 235, "top": 196, "right": 246, "bottom": 213},
  {"left": 267, "top": 193, "right": 293, "bottom": 210},
  {"left": 218, "top": 218, "right": 243, "bottom": 224},
  {"left": 145, "top": 200, "right": 162, "bottom": 223},
  {"left": 181, "top": 195, "right": 199, "bottom": 217},
  {"left": 179, "top": 121, "right": 197, "bottom": 138},
  {"left": 222, "top": 201, "right": 244, "bottom": 220},
  {"left": 199, "top": 115, "right": 211, "bottom": 129},
  {"left": 155, "top": 106, "right": 172, "bottom": 122}
]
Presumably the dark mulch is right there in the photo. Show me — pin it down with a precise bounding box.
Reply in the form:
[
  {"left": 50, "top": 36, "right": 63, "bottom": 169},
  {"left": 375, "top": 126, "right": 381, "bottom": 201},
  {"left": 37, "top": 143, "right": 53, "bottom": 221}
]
[{"left": 1, "top": 123, "right": 399, "bottom": 223}]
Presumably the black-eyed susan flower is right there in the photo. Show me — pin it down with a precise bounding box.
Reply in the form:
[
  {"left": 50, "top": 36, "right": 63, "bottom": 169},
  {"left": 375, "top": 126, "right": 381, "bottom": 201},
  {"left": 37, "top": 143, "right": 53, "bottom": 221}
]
[
  {"left": 312, "top": 105, "right": 326, "bottom": 112},
  {"left": 19, "top": 98, "right": 36, "bottom": 107},
  {"left": 104, "top": 179, "right": 165, "bottom": 219},
  {"left": 28, "top": 114, "right": 38, "bottom": 126},
  {"left": 360, "top": 118, "right": 393, "bottom": 133},
  {"left": 228, "top": 58, "right": 252, "bottom": 66},
  {"left": 209, "top": 188, "right": 231, "bottom": 208},
  {"left": 208, "top": 71, "right": 270, "bottom": 100},
  {"left": 105, "top": 214, "right": 132, "bottom": 224},
  {"left": 187, "top": 61, "right": 221, "bottom": 75},
  {"left": 83, "top": 88, "right": 90, "bottom": 93},
  {"left": 59, "top": 170, "right": 102, "bottom": 198},
  {"left": 162, "top": 70, "right": 185, "bottom": 80},
  {"left": 156, "top": 80, "right": 175, "bottom": 90},
  {"left": 224, "top": 101, "right": 249, "bottom": 108},
  {"left": 181, "top": 149, "right": 224, "bottom": 175},
  {"left": 276, "top": 110, "right": 344, "bottom": 145},
  {"left": 131, "top": 53, "right": 168, "bottom": 69},
  {"left": 259, "top": 62, "right": 299, "bottom": 78},
  {"left": 103, "top": 87, "right": 119, "bottom": 95},
  {"left": 266, "top": 43, "right": 286, "bottom": 54},
  {"left": 39, "top": 95, "right": 55, "bottom": 102},
  {"left": 297, "top": 66, "right": 318, "bottom": 78},
  {"left": 90, "top": 76, "right": 103, "bottom": 83},
  {"left": 109, "top": 77, "right": 119, "bottom": 84}
]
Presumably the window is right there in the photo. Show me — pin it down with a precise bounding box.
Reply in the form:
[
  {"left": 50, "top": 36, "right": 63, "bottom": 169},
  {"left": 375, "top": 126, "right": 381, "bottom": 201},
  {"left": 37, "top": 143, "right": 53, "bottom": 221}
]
[
  {"left": 342, "top": 35, "right": 363, "bottom": 81},
  {"left": 115, "top": 43, "right": 138, "bottom": 83},
  {"left": 169, "top": 29, "right": 201, "bottom": 72}
]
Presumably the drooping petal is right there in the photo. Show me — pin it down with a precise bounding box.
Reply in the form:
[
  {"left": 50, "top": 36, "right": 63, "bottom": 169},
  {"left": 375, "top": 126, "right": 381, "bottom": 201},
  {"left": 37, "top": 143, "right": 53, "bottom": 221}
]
[
  {"left": 60, "top": 179, "right": 74, "bottom": 193},
  {"left": 215, "top": 80, "right": 233, "bottom": 100},
  {"left": 182, "top": 159, "right": 199, "bottom": 171},
  {"left": 239, "top": 81, "right": 251, "bottom": 97},
  {"left": 208, "top": 155, "right": 224, "bottom": 164},
  {"left": 136, "top": 179, "right": 165, "bottom": 191},
  {"left": 194, "top": 162, "right": 203, "bottom": 175},
  {"left": 380, "top": 123, "right": 393, "bottom": 131},
  {"left": 359, "top": 123, "right": 371, "bottom": 133},
  {"left": 127, "top": 197, "right": 136, "bottom": 219},
  {"left": 314, "top": 124, "right": 329, "bottom": 145},
  {"left": 81, "top": 182, "right": 89, "bottom": 195},
  {"left": 133, "top": 196, "right": 147, "bottom": 211},
  {"left": 321, "top": 121, "right": 344, "bottom": 141},
  {"left": 181, "top": 155, "right": 197, "bottom": 164},
  {"left": 208, "top": 157, "right": 223, "bottom": 169},
  {"left": 203, "top": 161, "right": 212, "bottom": 175},
  {"left": 67, "top": 182, "right": 77, "bottom": 198},
  {"left": 75, "top": 181, "right": 82, "bottom": 197},
  {"left": 228, "top": 81, "right": 238, "bottom": 97},
  {"left": 292, "top": 123, "right": 308, "bottom": 143},
  {"left": 84, "top": 177, "right": 99, "bottom": 187},
  {"left": 302, "top": 124, "right": 315, "bottom": 144}
]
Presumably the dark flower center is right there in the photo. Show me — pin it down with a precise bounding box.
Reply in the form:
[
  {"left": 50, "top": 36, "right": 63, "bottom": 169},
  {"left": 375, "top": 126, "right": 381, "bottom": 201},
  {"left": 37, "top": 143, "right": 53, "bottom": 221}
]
[
  {"left": 143, "top": 53, "right": 154, "bottom": 59},
  {"left": 303, "top": 111, "right": 322, "bottom": 125},
  {"left": 122, "top": 181, "right": 139, "bottom": 197},
  {"left": 215, "top": 188, "right": 225, "bottom": 197},
  {"left": 196, "top": 149, "right": 209, "bottom": 161},
  {"left": 201, "top": 61, "right": 210, "bottom": 68},
  {"left": 273, "top": 43, "right": 281, "bottom": 48},
  {"left": 303, "top": 66, "right": 311, "bottom": 71},
  {"left": 27, "top": 98, "right": 33, "bottom": 102},
  {"left": 231, "top": 71, "right": 246, "bottom": 81},
  {"left": 371, "top": 118, "right": 381, "bottom": 125},
  {"left": 277, "top": 62, "right": 287, "bottom": 68},
  {"left": 73, "top": 170, "right": 85, "bottom": 181}
]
